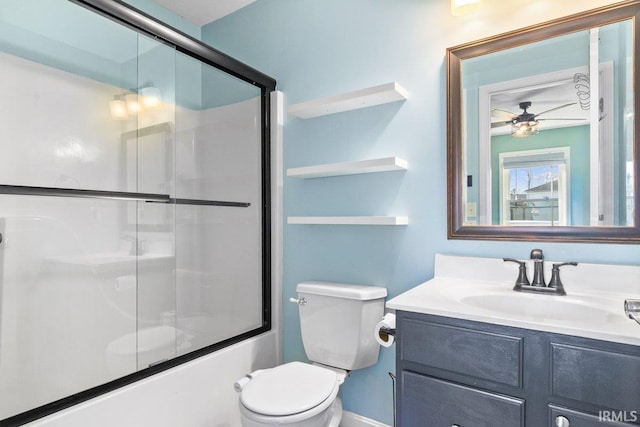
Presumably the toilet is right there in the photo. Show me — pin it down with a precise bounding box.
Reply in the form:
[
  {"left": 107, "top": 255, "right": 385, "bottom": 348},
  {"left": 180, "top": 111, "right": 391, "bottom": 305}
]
[{"left": 236, "top": 281, "right": 387, "bottom": 427}]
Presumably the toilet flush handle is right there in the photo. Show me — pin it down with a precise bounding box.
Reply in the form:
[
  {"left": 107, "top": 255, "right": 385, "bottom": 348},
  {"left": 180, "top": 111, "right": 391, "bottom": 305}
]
[{"left": 289, "top": 297, "right": 307, "bottom": 306}]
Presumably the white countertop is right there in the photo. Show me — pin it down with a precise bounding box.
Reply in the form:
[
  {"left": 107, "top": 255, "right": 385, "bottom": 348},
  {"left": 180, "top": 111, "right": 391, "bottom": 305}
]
[{"left": 387, "top": 254, "right": 640, "bottom": 346}]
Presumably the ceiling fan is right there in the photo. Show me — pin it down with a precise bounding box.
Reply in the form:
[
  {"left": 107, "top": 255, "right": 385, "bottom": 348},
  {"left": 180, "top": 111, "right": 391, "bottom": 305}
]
[{"left": 491, "top": 101, "right": 583, "bottom": 137}]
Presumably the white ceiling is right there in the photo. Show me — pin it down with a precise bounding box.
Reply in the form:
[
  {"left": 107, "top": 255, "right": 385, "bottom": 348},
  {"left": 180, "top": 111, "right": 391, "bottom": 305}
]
[{"left": 152, "top": 0, "right": 256, "bottom": 26}]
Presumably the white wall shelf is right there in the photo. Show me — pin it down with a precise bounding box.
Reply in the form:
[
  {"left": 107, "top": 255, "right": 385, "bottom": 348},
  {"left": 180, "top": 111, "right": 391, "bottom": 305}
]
[
  {"left": 288, "top": 82, "right": 408, "bottom": 119},
  {"left": 287, "top": 216, "right": 409, "bottom": 226},
  {"left": 287, "top": 157, "right": 408, "bottom": 179}
]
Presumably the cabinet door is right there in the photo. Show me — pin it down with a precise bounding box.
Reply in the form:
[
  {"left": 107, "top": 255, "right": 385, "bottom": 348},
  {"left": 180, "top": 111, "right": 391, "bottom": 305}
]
[
  {"left": 551, "top": 343, "right": 640, "bottom": 411},
  {"left": 399, "top": 317, "right": 523, "bottom": 387},
  {"left": 550, "top": 406, "right": 639, "bottom": 426},
  {"left": 399, "top": 371, "right": 524, "bottom": 427}
]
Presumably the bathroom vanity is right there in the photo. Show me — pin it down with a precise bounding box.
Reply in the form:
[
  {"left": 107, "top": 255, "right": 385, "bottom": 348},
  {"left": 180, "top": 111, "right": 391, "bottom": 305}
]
[
  {"left": 387, "top": 254, "right": 640, "bottom": 426},
  {"left": 395, "top": 311, "right": 640, "bottom": 426}
]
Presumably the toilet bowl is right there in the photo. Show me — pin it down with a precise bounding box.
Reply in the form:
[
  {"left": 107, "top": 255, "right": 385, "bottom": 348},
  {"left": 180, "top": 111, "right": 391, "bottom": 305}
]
[{"left": 239, "top": 362, "right": 343, "bottom": 427}]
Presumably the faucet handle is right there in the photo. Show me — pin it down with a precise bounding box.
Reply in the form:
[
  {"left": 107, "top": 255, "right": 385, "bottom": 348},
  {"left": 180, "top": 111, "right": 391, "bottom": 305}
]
[
  {"left": 553, "top": 262, "right": 578, "bottom": 268},
  {"left": 503, "top": 258, "right": 530, "bottom": 288},
  {"left": 548, "top": 262, "right": 578, "bottom": 295}
]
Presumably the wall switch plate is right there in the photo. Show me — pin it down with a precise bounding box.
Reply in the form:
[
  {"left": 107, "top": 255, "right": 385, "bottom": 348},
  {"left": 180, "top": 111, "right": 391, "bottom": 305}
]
[{"left": 466, "top": 202, "right": 477, "bottom": 217}]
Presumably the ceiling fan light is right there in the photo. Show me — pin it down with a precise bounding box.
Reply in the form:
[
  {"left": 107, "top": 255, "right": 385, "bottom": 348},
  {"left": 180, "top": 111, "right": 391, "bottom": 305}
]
[
  {"left": 451, "top": 0, "right": 480, "bottom": 16},
  {"left": 511, "top": 121, "right": 539, "bottom": 138},
  {"left": 512, "top": 125, "right": 528, "bottom": 137}
]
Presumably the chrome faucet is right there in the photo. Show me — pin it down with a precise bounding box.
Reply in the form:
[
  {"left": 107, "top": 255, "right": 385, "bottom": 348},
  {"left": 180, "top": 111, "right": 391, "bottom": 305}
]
[
  {"left": 530, "top": 248, "right": 545, "bottom": 287},
  {"left": 504, "top": 249, "right": 577, "bottom": 296}
]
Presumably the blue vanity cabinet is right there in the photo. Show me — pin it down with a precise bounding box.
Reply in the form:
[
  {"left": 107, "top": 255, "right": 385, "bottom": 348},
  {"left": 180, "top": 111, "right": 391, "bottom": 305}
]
[{"left": 395, "top": 311, "right": 640, "bottom": 426}]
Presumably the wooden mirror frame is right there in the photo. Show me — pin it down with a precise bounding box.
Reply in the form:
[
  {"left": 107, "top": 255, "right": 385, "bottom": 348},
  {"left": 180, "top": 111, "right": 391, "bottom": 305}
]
[{"left": 447, "top": 1, "right": 640, "bottom": 243}]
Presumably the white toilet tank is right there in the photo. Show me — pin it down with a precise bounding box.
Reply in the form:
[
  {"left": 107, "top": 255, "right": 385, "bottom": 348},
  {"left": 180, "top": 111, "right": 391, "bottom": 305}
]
[{"left": 296, "top": 281, "right": 387, "bottom": 370}]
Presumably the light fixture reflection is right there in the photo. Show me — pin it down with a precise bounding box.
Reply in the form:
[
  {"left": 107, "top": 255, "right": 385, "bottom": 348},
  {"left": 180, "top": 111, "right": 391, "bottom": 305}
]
[
  {"left": 141, "top": 86, "right": 161, "bottom": 107},
  {"left": 451, "top": 0, "right": 480, "bottom": 16},
  {"left": 125, "top": 92, "right": 140, "bottom": 114},
  {"left": 109, "top": 96, "right": 127, "bottom": 120},
  {"left": 109, "top": 84, "right": 161, "bottom": 120}
]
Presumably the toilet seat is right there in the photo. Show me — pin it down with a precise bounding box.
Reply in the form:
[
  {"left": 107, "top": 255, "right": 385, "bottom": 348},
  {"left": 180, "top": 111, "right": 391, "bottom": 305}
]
[{"left": 240, "top": 362, "right": 339, "bottom": 416}]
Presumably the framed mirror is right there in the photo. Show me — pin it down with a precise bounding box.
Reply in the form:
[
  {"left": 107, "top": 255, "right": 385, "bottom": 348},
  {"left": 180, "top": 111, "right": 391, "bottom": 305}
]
[{"left": 447, "top": 1, "right": 640, "bottom": 243}]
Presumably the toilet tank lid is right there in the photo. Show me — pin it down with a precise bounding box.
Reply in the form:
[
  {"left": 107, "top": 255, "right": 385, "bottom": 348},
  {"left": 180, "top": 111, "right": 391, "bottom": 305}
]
[{"left": 297, "top": 281, "right": 387, "bottom": 300}]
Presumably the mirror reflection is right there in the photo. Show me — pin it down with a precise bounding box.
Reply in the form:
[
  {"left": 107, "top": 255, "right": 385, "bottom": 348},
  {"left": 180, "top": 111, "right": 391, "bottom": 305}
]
[{"left": 460, "top": 19, "right": 634, "bottom": 228}]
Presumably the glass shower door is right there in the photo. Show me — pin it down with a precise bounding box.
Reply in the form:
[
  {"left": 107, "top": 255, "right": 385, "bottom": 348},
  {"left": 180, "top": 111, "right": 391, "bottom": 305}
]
[
  {"left": 173, "top": 52, "right": 264, "bottom": 354},
  {"left": 0, "top": 0, "right": 179, "bottom": 418},
  {"left": 131, "top": 33, "right": 178, "bottom": 371},
  {"left": 0, "top": 0, "right": 271, "bottom": 422}
]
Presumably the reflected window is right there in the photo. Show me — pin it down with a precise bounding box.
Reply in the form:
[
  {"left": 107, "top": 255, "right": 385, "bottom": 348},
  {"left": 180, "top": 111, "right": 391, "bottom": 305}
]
[{"left": 499, "top": 148, "right": 569, "bottom": 226}]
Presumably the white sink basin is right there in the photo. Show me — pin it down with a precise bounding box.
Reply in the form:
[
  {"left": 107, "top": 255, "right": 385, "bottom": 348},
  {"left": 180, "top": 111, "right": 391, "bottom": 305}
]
[
  {"left": 460, "top": 293, "right": 623, "bottom": 324},
  {"left": 386, "top": 254, "right": 640, "bottom": 345},
  {"left": 48, "top": 252, "right": 174, "bottom": 268}
]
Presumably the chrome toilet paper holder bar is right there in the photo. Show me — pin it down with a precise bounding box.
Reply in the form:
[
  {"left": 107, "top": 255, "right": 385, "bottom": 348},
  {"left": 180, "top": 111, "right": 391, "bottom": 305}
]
[
  {"left": 377, "top": 326, "right": 396, "bottom": 346},
  {"left": 625, "top": 299, "right": 640, "bottom": 325},
  {"left": 378, "top": 327, "right": 396, "bottom": 337}
]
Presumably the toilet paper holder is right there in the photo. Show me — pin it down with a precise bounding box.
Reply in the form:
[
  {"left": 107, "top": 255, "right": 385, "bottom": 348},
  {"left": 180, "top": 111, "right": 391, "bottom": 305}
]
[
  {"left": 375, "top": 313, "right": 397, "bottom": 347},
  {"left": 625, "top": 299, "right": 640, "bottom": 325},
  {"left": 378, "top": 326, "right": 396, "bottom": 340}
]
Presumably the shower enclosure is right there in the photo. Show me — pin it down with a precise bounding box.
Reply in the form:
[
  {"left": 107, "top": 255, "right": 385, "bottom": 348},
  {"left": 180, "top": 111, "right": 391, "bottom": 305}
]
[{"left": 0, "top": 0, "right": 274, "bottom": 424}]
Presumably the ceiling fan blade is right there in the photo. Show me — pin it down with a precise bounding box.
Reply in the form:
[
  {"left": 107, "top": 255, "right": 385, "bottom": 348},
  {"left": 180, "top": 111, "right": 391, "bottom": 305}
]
[
  {"left": 491, "top": 121, "right": 511, "bottom": 128},
  {"left": 491, "top": 108, "right": 517, "bottom": 119},
  {"left": 537, "top": 118, "right": 587, "bottom": 121},
  {"left": 535, "top": 102, "right": 577, "bottom": 117}
]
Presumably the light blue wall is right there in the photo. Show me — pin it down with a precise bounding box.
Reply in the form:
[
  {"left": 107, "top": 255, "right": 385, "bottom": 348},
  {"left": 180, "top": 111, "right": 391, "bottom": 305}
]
[{"left": 202, "top": 1, "right": 640, "bottom": 424}]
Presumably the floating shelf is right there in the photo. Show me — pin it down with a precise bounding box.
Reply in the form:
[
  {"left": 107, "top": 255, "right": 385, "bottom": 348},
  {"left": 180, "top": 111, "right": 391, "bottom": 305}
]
[
  {"left": 288, "top": 216, "right": 409, "bottom": 226},
  {"left": 287, "top": 157, "right": 408, "bottom": 179},
  {"left": 288, "top": 82, "right": 408, "bottom": 119}
]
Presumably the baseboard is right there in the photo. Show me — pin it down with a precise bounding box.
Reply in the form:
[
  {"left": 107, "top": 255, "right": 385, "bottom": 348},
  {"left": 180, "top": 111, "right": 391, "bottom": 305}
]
[{"left": 340, "top": 411, "right": 391, "bottom": 427}]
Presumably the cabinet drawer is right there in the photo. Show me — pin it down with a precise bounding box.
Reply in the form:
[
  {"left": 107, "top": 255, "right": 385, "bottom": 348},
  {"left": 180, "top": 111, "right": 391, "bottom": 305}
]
[
  {"left": 399, "top": 317, "right": 522, "bottom": 387},
  {"left": 399, "top": 371, "right": 524, "bottom": 427},
  {"left": 551, "top": 343, "right": 640, "bottom": 411},
  {"left": 550, "top": 406, "right": 639, "bottom": 426}
]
